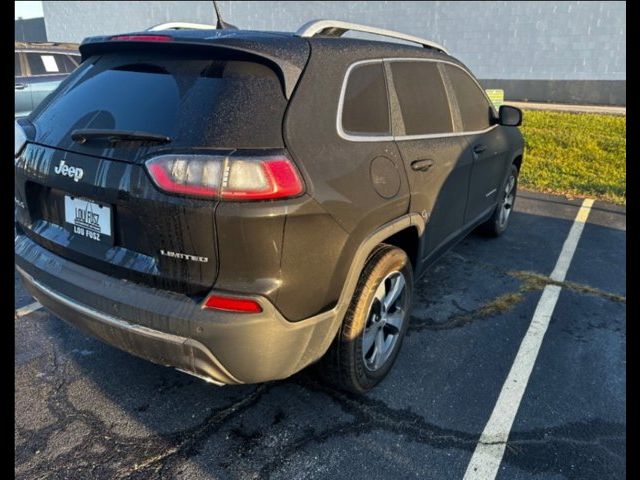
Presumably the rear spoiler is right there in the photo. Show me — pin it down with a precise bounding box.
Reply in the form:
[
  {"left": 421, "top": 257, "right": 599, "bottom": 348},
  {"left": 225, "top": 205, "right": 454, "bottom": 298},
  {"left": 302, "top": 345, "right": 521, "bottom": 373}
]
[{"left": 79, "top": 36, "right": 304, "bottom": 99}]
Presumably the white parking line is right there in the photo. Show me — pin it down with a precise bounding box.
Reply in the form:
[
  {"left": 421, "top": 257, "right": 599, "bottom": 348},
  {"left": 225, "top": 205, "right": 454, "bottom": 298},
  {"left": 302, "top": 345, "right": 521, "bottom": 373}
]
[
  {"left": 15, "top": 301, "right": 42, "bottom": 318},
  {"left": 463, "top": 198, "right": 594, "bottom": 480}
]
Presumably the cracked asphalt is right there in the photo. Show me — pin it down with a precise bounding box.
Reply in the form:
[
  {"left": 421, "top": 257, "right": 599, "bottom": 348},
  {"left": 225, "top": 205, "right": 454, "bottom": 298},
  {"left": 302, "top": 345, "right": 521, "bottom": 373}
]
[{"left": 15, "top": 191, "right": 626, "bottom": 479}]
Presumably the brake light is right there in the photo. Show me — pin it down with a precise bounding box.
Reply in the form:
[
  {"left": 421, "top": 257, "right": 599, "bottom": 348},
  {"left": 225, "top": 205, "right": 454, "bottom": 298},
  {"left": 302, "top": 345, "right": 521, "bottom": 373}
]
[
  {"left": 145, "top": 154, "right": 304, "bottom": 201},
  {"left": 110, "top": 35, "right": 172, "bottom": 42},
  {"left": 203, "top": 294, "right": 263, "bottom": 313}
]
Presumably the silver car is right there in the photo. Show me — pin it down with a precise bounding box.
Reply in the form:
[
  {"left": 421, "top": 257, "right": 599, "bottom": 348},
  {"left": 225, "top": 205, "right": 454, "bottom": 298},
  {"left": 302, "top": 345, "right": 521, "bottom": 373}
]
[{"left": 15, "top": 42, "right": 80, "bottom": 118}]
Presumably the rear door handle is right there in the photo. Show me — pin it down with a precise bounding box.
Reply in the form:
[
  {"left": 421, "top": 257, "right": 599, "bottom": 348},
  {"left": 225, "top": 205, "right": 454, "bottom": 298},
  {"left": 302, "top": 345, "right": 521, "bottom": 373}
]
[
  {"left": 473, "top": 144, "right": 487, "bottom": 154},
  {"left": 15, "top": 83, "right": 27, "bottom": 90},
  {"left": 410, "top": 159, "right": 434, "bottom": 172}
]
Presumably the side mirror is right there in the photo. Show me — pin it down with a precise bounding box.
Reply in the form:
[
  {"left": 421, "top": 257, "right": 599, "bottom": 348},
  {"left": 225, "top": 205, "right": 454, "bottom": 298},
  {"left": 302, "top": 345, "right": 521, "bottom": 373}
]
[{"left": 498, "top": 105, "right": 523, "bottom": 127}]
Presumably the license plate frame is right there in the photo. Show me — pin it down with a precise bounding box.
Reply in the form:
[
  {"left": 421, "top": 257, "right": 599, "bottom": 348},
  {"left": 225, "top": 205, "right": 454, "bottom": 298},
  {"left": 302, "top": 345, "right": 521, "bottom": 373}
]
[{"left": 63, "top": 195, "right": 113, "bottom": 245}]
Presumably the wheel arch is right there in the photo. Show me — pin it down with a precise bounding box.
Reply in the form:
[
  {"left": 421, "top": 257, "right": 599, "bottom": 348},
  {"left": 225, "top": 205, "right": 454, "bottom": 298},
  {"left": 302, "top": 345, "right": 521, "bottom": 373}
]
[
  {"left": 376, "top": 226, "right": 421, "bottom": 272},
  {"left": 513, "top": 153, "right": 523, "bottom": 172},
  {"left": 511, "top": 147, "right": 524, "bottom": 172},
  {"left": 339, "top": 214, "right": 424, "bottom": 316}
]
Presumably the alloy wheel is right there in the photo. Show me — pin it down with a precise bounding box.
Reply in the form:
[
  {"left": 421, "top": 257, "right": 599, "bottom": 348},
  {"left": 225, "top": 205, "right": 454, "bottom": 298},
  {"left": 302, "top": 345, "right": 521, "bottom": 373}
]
[
  {"left": 362, "top": 270, "right": 408, "bottom": 372},
  {"left": 499, "top": 174, "right": 516, "bottom": 227}
]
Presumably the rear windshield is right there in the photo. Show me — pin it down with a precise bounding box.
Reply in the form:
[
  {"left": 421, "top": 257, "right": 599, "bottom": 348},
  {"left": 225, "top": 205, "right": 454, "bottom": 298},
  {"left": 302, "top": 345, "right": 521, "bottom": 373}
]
[{"left": 31, "top": 51, "right": 287, "bottom": 151}]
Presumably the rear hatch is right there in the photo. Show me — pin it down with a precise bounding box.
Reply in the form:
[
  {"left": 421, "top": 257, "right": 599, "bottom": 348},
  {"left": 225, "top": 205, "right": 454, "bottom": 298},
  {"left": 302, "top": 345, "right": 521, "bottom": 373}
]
[{"left": 16, "top": 39, "right": 303, "bottom": 295}]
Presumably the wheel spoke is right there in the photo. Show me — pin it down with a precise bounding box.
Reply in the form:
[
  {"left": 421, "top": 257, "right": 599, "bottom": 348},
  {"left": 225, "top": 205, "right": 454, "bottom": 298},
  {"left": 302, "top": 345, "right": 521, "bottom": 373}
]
[
  {"left": 367, "top": 348, "right": 377, "bottom": 366},
  {"left": 373, "top": 281, "right": 386, "bottom": 304},
  {"left": 385, "top": 310, "right": 404, "bottom": 333},
  {"left": 374, "top": 329, "right": 385, "bottom": 368},
  {"left": 361, "top": 269, "right": 410, "bottom": 372},
  {"left": 383, "top": 274, "right": 405, "bottom": 311},
  {"left": 362, "top": 326, "right": 377, "bottom": 354},
  {"left": 505, "top": 176, "right": 515, "bottom": 195},
  {"left": 383, "top": 333, "right": 394, "bottom": 353}
]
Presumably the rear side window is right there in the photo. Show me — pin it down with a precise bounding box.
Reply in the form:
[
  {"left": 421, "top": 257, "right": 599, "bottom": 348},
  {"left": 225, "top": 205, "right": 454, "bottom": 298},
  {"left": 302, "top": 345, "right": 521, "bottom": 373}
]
[
  {"left": 28, "top": 53, "right": 78, "bottom": 74},
  {"left": 31, "top": 51, "right": 288, "bottom": 150},
  {"left": 15, "top": 53, "right": 22, "bottom": 76},
  {"left": 27, "top": 52, "right": 67, "bottom": 75},
  {"left": 445, "top": 65, "right": 493, "bottom": 132},
  {"left": 54, "top": 54, "right": 79, "bottom": 73},
  {"left": 342, "top": 62, "right": 390, "bottom": 136},
  {"left": 390, "top": 61, "right": 453, "bottom": 135}
]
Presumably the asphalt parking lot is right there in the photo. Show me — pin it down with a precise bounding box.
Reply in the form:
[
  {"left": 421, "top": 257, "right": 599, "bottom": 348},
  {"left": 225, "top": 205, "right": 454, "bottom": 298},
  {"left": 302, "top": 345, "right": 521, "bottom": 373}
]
[{"left": 15, "top": 190, "right": 626, "bottom": 480}]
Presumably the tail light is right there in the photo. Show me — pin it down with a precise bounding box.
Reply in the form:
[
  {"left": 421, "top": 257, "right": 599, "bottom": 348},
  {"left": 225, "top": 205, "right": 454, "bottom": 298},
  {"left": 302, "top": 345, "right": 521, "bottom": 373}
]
[
  {"left": 145, "top": 154, "right": 304, "bottom": 201},
  {"left": 203, "top": 294, "right": 263, "bottom": 313}
]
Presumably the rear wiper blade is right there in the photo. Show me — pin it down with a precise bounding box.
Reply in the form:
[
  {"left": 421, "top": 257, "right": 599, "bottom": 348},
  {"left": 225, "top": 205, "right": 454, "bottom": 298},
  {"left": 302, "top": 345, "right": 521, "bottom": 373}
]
[{"left": 71, "top": 129, "right": 171, "bottom": 145}]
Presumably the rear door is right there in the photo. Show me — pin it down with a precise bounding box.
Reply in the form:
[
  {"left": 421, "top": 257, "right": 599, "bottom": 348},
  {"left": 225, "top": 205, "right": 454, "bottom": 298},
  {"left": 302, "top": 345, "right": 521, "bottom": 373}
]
[
  {"left": 15, "top": 52, "right": 33, "bottom": 117},
  {"left": 442, "top": 64, "right": 510, "bottom": 222},
  {"left": 386, "top": 59, "right": 473, "bottom": 264}
]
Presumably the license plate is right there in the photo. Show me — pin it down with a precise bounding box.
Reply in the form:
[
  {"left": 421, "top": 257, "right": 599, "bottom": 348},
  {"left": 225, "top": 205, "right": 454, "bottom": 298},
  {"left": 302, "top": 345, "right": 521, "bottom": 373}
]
[{"left": 64, "top": 196, "right": 113, "bottom": 245}]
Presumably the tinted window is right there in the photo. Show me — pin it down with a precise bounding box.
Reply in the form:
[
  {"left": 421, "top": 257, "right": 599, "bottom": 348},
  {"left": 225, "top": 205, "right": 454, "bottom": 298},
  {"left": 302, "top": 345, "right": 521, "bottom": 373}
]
[
  {"left": 28, "top": 53, "right": 93, "bottom": 75},
  {"left": 27, "top": 52, "right": 58, "bottom": 75},
  {"left": 15, "top": 53, "right": 22, "bottom": 76},
  {"left": 54, "top": 54, "right": 79, "bottom": 73},
  {"left": 342, "top": 62, "right": 390, "bottom": 136},
  {"left": 390, "top": 61, "right": 453, "bottom": 135},
  {"left": 445, "top": 65, "right": 493, "bottom": 131},
  {"left": 31, "top": 51, "right": 287, "bottom": 150}
]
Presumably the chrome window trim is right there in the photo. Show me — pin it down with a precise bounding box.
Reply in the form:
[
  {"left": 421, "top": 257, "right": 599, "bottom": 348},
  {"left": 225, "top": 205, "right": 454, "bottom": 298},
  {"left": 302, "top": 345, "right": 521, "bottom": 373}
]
[
  {"left": 336, "top": 59, "right": 394, "bottom": 142},
  {"left": 337, "top": 57, "right": 498, "bottom": 142},
  {"left": 394, "top": 124, "right": 498, "bottom": 141}
]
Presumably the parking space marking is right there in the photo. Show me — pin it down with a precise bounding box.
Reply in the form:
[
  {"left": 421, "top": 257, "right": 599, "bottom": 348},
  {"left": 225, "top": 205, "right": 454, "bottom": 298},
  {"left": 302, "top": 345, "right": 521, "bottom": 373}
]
[
  {"left": 463, "top": 198, "right": 594, "bottom": 480},
  {"left": 549, "top": 199, "right": 595, "bottom": 282},
  {"left": 15, "top": 301, "right": 42, "bottom": 318}
]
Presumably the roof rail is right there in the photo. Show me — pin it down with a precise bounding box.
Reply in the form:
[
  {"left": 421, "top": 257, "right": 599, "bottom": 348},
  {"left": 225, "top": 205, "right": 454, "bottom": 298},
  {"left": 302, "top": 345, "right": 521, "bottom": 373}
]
[
  {"left": 296, "top": 19, "right": 449, "bottom": 54},
  {"left": 15, "top": 41, "right": 79, "bottom": 49},
  {"left": 147, "top": 22, "right": 217, "bottom": 31}
]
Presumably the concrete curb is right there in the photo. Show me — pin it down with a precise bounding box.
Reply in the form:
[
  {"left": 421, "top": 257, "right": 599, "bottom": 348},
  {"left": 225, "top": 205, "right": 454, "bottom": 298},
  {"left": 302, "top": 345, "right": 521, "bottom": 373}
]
[{"left": 505, "top": 101, "right": 626, "bottom": 116}]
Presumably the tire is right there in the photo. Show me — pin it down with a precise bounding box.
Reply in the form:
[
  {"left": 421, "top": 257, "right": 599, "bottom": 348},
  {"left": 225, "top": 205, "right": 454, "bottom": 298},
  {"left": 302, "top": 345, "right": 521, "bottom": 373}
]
[
  {"left": 318, "top": 244, "right": 413, "bottom": 394},
  {"left": 478, "top": 164, "right": 519, "bottom": 237}
]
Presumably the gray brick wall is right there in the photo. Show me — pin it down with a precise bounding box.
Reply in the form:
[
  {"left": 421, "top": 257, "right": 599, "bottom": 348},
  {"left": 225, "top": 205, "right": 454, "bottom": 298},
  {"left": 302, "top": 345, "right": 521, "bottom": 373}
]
[{"left": 43, "top": 1, "right": 625, "bottom": 81}]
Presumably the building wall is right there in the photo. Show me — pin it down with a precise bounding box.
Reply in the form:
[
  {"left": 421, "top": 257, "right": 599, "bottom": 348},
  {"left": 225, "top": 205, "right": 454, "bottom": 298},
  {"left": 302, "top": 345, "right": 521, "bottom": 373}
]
[
  {"left": 15, "top": 17, "right": 47, "bottom": 42},
  {"left": 43, "top": 1, "right": 626, "bottom": 104}
]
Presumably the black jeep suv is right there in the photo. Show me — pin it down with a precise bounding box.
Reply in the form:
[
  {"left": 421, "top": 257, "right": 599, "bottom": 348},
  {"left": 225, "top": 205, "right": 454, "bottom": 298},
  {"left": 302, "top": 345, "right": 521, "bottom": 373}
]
[{"left": 15, "top": 20, "right": 524, "bottom": 393}]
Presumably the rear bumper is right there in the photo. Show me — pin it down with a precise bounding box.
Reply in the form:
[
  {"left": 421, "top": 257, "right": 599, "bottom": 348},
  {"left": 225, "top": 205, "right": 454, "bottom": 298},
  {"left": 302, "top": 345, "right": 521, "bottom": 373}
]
[{"left": 15, "top": 235, "right": 342, "bottom": 385}]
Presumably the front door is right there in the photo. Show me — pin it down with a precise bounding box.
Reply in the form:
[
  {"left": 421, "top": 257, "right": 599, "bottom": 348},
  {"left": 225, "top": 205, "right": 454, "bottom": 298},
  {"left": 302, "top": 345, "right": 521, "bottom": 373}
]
[{"left": 442, "top": 64, "right": 511, "bottom": 222}]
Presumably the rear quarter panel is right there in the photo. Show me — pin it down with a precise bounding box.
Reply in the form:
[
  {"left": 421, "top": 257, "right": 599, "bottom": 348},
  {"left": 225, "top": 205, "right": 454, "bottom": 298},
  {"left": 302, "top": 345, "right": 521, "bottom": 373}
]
[{"left": 280, "top": 40, "right": 415, "bottom": 320}]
